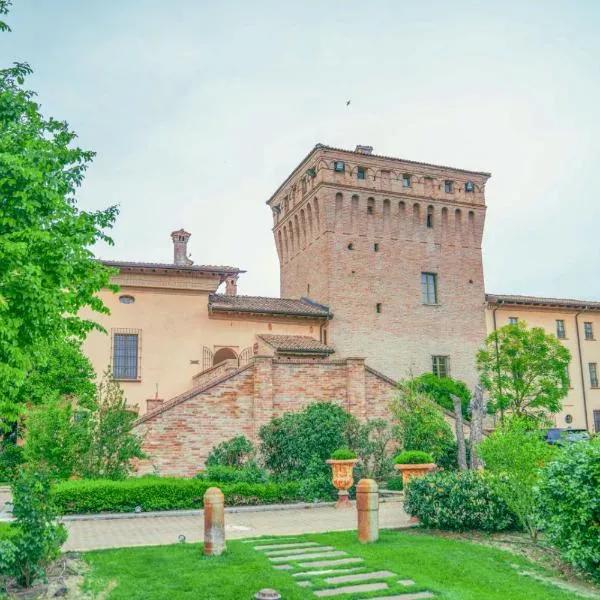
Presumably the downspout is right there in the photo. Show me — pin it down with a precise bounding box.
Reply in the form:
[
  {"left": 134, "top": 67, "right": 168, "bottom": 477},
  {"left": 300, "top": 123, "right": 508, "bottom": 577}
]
[
  {"left": 574, "top": 311, "right": 590, "bottom": 430},
  {"left": 492, "top": 306, "right": 504, "bottom": 423}
]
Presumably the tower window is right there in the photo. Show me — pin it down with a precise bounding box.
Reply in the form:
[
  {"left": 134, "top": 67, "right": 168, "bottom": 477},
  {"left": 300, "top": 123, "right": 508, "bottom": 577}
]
[
  {"left": 334, "top": 160, "right": 345, "bottom": 173},
  {"left": 357, "top": 166, "right": 365, "bottom": 180},
  {"left": 374, "top": 243, "right": 379, "bottom": 252},
  {"left": 376, "top": 303, "right": 382, "bottom": 313},
  {"left": 347, "top": 243, "right": 354, "bottom": 250},
  {"left": 584, "top": 322, "right": 594, "bottom": 340},
  {"left": 426, "top": 207, "right": 433, "bottom": 228},
  {"left": 444, "top": 180, "right": 453, "bottom": 193},
  {"left": 556, "top": 319, "right": 566, "bottom": 339},
  {"left": 465, "top": 181, "right": 474, "bottom": 192},
  {"left": 367, "top": 206, "right": 373, "bottom": 215},
  {"left": 402, "top": 174, "right": 411, "bottom": 187},
  {"left": 432, "top": 355, "right": 450, "bottom": 378},
  {"left": 307, "top": 283, "right": 310, "bottom": 295},
  {"left": 421, "top": 272, "right": 438, "bottom": 305}
]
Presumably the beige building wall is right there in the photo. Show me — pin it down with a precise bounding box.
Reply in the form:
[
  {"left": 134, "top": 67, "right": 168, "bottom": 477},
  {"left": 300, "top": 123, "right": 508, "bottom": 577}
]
[{"left": 485, "top": 304, "right": 600, "bottom": 432}]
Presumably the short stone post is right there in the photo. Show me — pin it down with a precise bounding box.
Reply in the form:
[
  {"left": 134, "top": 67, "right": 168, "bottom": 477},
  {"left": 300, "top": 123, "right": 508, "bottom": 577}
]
[
  {"left": 203, "top": 487, "right": 225, "bottom": 555},
  {"left": 356, "top": 478, "right": 379, "bottom": 543}
]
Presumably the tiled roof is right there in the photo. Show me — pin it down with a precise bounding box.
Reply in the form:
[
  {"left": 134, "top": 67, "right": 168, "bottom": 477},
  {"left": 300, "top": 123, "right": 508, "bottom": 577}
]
[
  {"left": 208, "top": 294, "right": 331, "bottom": 318},
  {"left": 258, "top": 334, "right": 334, "bottom": 355},
  {"left": 486, "top": 293, "right": 600, "bottom": 311},
  {"left": 102, "top": 260, "right": 244, "bottom": 275}
]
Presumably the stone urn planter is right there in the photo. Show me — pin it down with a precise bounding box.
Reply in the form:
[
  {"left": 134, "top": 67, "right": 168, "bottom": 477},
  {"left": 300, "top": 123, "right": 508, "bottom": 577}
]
[
  {"left": 393, "top": 451, "right": 436, "bottom": 487},
  {"left": 326, "top": 454, "right": 358, "bottom": 508}
]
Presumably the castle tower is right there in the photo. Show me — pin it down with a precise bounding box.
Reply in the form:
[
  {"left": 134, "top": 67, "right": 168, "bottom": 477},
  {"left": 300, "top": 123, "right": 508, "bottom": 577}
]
[{"left": 266, "top": 144, "right": 491, "bottom": 387}]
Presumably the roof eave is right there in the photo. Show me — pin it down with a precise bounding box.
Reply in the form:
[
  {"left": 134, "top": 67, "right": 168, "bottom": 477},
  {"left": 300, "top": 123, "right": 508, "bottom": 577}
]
[{"left": 208, "top": 306, "right": 330, "bottom": 319}]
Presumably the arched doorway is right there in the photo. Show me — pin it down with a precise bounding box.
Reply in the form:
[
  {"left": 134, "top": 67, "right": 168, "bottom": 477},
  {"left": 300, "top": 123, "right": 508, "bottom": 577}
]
[{"left": 213, "top": 347, "right": 237, "bottom": 366}]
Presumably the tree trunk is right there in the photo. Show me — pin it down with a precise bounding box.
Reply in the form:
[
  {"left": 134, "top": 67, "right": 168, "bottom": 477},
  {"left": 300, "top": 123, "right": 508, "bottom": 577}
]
[
  {"left": 451, "top": 394, "right": 468, "bottom": 471},
  {"left": 469, "top": 383, "right": 487, "bottom": 470}
]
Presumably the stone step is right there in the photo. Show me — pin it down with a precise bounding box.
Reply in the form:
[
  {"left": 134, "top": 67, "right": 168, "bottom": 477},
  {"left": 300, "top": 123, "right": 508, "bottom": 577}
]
[
  {"left": 362, "top": 593, "right": 434, "bottom": 600},
  {"left": 398, "top": 579, "right": 415, "bottom": 586},
  {"left": 273, "top": 565, "right": 293, "bottom": 570},
  {"left": 315, "top": 582, "right": 389, "bottom": 597},
  {"left": 297, "top": 557, "right": 364, "bottom": 568},
  {"left": 255, "top": 542, "right": 320, "bottom": 551},
  {"left": 297, "top": 581, "right": 312, "bottom": 588},
  {"left": 270, "top": 551, "right": 347, "bottom": 563},
  {"left": 292, "top": 567, "right": 363, "bottom": 578},
  {"left": 242, "top": 537, "right": 298, "bottom": 544},
  {"left": 325, "top": 571, "right": 396, "bottom": 584},
  {"left": 265, "top": 546, "right": 335, "bottom": 557}
]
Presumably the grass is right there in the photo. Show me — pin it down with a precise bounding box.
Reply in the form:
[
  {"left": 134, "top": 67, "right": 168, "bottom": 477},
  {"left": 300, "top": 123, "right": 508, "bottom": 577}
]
[{"left": 81, "top": 529, "right": 596, "bottom": 599}]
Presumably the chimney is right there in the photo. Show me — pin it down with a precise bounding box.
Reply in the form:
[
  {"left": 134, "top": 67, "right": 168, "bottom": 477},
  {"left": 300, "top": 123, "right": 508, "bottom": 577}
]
[
  {"left": 225, "top": 277, "right": 238, "bottom": 296},
  {"left": 355, "top": 145, "right": 373, "bottom": 155},
  {"left": 170, "top": 229, "right": 193, "bottom": 266}
]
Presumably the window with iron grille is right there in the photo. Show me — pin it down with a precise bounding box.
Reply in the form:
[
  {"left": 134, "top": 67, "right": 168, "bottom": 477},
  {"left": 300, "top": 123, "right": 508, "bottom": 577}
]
[
  {"left": 584, "top": 322, "right": 594, "bottom": 340},
  {"left": 112, "top": 330, "right": 141, "bottom": 380},
  {"left": 421, "top": 272, "right": 438, "bottom": 304},
  {"left": 432, "top": 356, "right": 450, "bottom": 378},
  {"left": 594, "top": 410, "right": 600, "bottom": 433},
  {"left": 589, "top": 363, "right": 599, "bottom": 388},
  {"left": 556, "top": 319, "right": 566, "bottom": 339}
]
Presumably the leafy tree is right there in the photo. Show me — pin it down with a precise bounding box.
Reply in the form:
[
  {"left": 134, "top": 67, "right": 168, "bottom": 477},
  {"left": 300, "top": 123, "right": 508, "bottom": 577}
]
[
  {"left": 0, "top": 1, "right": 118, "bottom": 433},
  {"left": 408, "top": 373, "right": 471, "bottom": 419},
  {"left": 391, "top": 381, "right": 456, "bottom": 468},
  {"left": 477, "top": 417, "right": 556, "bottom": 540},
  {"left": 476, "top": 321, "right": 570, "bottom": 419},
  {"left": 343, "top": 418, "right": 395, "bottom": 480}
]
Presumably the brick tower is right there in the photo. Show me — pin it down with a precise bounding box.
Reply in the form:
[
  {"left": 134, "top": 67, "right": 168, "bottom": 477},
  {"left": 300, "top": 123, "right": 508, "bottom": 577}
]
[{"left": 267, "top": 144, "right": 491, "bottom": 387}]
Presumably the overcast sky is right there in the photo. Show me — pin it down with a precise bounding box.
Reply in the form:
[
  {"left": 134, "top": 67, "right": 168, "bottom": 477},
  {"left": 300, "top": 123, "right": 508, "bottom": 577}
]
[{"left": 2, "top": 1, "right": 599, "bottom": 300}]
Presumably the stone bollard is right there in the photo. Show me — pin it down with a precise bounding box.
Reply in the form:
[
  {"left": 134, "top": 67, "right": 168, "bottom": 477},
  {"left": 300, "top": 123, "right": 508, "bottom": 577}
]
[
  {"left": 356, "top": 478, "right": 379, "bottom": 543},
  {"left": 203, "top": 487, "right": 225, "bottom": 556}
]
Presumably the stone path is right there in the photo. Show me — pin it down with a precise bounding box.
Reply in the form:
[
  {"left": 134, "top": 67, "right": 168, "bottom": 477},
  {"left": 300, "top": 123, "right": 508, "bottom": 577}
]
[
  {"left": 63, "top": 501, "right": 409, "bottom": 551},
  {"left": 249, "top": 536, "right": 435, "bottom": 598}
]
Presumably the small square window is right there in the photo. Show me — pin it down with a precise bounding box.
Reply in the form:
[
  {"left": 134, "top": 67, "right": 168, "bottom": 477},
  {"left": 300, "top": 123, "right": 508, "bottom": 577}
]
[
  {"left": 508, "top": 317, "right": 518, "bottom": 325},
  {"left": 374, "top": 243, "right": 379, "bottom": 252},
  {"left": 432, "top": 355, "right": 450, "bottom": 378},
  {"left": 402, "top": 174, "right": 411, "bottom": 187},
  {"left": 334, "top": 161, "right": 345, "bottom": 173},
  {"left": 357, "top": 166, "right": 365, "bottom": 180},
  {"left": 556, "top": 319, "right": 566, "bottom": 339},
  {"left": 376, "top": 303, "right": 382, "bottom": 313},
  {"left": 584, "top": 322, "right": 594, "bottom": 340},
  {"left": 421, "top": 272, "right": 438, "bottom": 305},
  {"left": 444, "top": 180, "right": 453, "bottom": 193},
  {"left": 465, "top": 181, "right": 474, "bottom": 192}
]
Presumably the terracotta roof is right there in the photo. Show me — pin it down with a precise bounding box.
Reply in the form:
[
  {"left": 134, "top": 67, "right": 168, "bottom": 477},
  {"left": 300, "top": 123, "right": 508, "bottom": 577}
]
[
  {"left": 102, "top": 260, "right": 244, "bottom": 275},
  {"left": 208, "top": 294, "right": 331, "bottom": 318},
  {"left": 258, "top": 334, "right": 334, "bottom": 355},
  {"left": 267, "top": 143, "right": 491, "bottom": 204},
  {"left": 486, "top": 293, "right": 600, "bottom": 311}
]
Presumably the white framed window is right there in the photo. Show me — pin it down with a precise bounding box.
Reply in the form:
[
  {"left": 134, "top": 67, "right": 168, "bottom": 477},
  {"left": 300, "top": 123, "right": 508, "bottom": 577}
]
[{"left": 432, "top": 355, "right": 450, "bottom": 378}]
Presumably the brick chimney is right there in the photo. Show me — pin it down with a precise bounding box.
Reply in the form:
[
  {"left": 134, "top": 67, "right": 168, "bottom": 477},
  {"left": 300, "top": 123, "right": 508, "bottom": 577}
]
[
  {"left": 225, "top": 277, "right": 238, "bottom": 296},
  {"left": 170, "top": 229, "right": 193, "bottom": 266}
]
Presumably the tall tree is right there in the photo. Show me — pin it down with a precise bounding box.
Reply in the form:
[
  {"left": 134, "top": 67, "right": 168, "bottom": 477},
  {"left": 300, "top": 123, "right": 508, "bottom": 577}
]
[
  {"left": 0, "top": 1, "right": 117, "bottom": 431},
  {"left": 476, "top": 321, "right": 570, "bottom": 420},
  {"left": 468, "top": 383, "right": 486, "bottom": 470}
]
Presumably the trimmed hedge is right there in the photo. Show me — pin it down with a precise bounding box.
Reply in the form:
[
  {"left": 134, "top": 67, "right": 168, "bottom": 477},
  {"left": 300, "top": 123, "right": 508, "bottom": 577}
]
[
  {"left": 197, "top": 465, "right": 269, "bottom": 484},
  {"left": 394, "top": 450, "right": 433, "bottom": 465},
  {"left": 404, "top": 471, "right": 517, "bottom": 532},
  {"left": 51, "top": 477, "right": 301, "bottom": 514}
]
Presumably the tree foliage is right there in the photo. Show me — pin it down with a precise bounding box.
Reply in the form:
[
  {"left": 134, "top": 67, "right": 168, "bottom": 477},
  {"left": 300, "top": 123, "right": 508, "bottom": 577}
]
[
  {"left": 0, "top": 8, "right": 118, "bottom": 431},
  {"left": 476, "top": 321, "right": 570, "bottom": 419},
  {"left": 408, "top": 373, "right": 471, "bottom": 418},
  {"left": 343, "top": 418, "right": 395, "bottom": 480},
  {"left": 205, "top": 436, "right": 254, "bottom": 468}
]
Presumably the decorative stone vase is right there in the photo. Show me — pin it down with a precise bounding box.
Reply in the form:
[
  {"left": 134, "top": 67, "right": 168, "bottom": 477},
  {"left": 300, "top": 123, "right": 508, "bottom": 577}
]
[
  {"left": 394, "top": 463, "right": 436, "bottom": 487},
  {"left": 326, "top": 459, "right": 358, "bottom": 508}
]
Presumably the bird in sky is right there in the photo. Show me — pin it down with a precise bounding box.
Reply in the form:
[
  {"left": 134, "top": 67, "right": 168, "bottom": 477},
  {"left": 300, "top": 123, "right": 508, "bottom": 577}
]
[{"left": 346, "top": 99, "right": 351, "bottom": 106}]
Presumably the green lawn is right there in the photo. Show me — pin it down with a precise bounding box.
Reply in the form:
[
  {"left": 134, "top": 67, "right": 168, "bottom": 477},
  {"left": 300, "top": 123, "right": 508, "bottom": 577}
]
[{"left": 82, "top": 530, "right": 591, "bottom": 599}]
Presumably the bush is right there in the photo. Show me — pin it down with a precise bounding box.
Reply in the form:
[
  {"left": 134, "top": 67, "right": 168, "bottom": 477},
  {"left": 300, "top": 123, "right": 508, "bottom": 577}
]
[
  {"left": 384, "top": 476, "right": 403, "bottom": 491},
  {"left": 478, "top": 417, "right": 556, "bottom": 540},
  {"left": 0, "top": 444, "right": 23, "bottom": 482},
  {"left": 51, "top": 477, "right": 301, "bottom": 514},
  {"left": 330, "top": 448, "right": 356, "bottom": 460},
  {"left": 198, "top": 463, "right": 269, "bottom": 484},
  {"left": 539, "top": 438, "right": 600, "bottom": 581},
  {"left": 404, "top": 471, "right": 517, "bottom": 532},
  {"left": 343, "top": 419, "right": 395, "bottom": 481},
  {"left": 205, "top": 436, "right": 254, "bottom": 468},
  {"left": 394, "top": 450, "right": 433, "bottom": 464},
  {"left": 299, "top": 456, "right": 336, "bottom": 503}
]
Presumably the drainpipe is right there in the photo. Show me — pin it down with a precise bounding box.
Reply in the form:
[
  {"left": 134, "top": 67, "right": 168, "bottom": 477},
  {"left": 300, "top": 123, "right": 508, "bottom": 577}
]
[
  {"left": 574, "top": 311, "right": 590, "bottom": 430},
  {"left": 492, "top": 306, "right": 504, "bottom": 423}
]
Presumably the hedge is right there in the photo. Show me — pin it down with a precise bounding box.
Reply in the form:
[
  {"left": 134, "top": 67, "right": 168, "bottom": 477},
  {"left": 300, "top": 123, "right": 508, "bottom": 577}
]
[{"left": 51, "top": 477, "right": 301, "bottom": 514}]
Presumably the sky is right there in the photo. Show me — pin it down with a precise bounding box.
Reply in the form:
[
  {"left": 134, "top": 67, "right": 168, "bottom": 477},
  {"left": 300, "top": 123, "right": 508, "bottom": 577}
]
[{"left": 2, "top": 0, "right": 600, "bottom": 299}]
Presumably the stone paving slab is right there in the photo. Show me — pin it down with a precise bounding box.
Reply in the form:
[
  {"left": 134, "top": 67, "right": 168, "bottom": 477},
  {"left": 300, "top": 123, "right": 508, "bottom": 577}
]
[
  {"left": 293, "top": 567, "right": 363, "bottom": 578},
  {"left": 297, "top": 557, "right": 364, "bottom": 568},
  {"left": 63, "top": 502, "right": 409, "bottom": 551},
  {"left": 265, "top": 545, "right": 334, "bottom": 556},
  {"left": 363, "top": 593, "right": 434, "bottom": 600},
  {"left": 325, "top": 570, "right": 396, "bottom": 584},
  {"left": 315, "top": 582, "right": 389, "bottom": 597},
  {"left": 399, "top": 579, "right": 415, "bottom": 586},
  {"left": 270, "top": 550, "right": 347, "bottom": 563},
  {"left": 255, "top": 541, "right": 319, "bottom": 550}
]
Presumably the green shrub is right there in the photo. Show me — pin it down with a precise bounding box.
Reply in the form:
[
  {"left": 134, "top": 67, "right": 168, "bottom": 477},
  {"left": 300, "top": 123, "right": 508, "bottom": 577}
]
[
  {"left": 394, "top": 450, "right": 433, "bottom": 464},
  {"left": 385, "top": 476, "right": 403, "bottom": 491},
  {"left": 330, "top": 448, "right": 356, "bottom": 460},
  {"left": 404, "top": 471, "right": 517, "bottom": 532},
  {"left": 51, "top": 477, "right": 301, "bottom": 514},
  {"left": 299, "top": 456, "right": 336, "bottom": 503},
  {"left": 205, "top": 436, "right": 254, "bottom": 468},
  {"left": 343, "top": 419, "right": 395, "bottom": 481},
  {"left": 198, "top": 463, "right": 269, "bottom": 484},
  {"left": 0, "top": 443, "right": 24, "bottom": 482},
  {"left": 539, "top": 437, "right": 600, "bottom": 582},
  {"left": 408, "top": 373, "right": 471, "bottom": 418}
]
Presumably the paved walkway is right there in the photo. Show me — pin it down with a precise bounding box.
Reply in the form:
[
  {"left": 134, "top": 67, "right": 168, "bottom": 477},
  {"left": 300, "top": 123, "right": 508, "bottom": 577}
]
[{"left": 63, "top": 501, "right": 410, "bottom": 551}]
